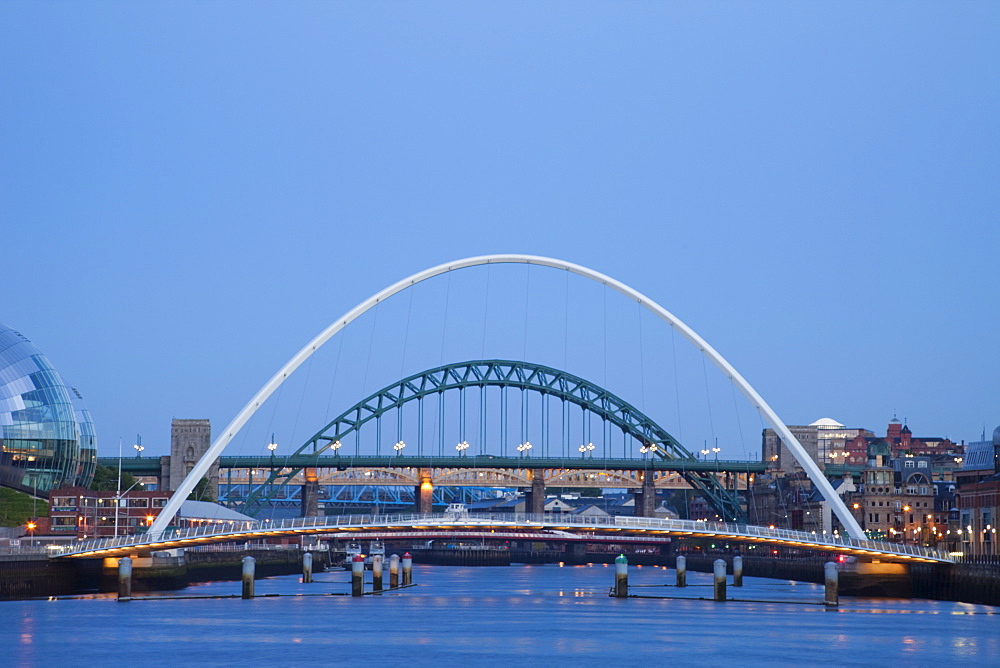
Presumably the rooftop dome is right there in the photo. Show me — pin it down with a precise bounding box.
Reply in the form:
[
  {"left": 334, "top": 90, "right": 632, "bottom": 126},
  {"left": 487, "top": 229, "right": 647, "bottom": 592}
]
[
  {"left": 0, "top": 322, "right": 97, "bottom": 494},
  {"left": 810, "top": 417, "right": 845, "bottom": 428}
]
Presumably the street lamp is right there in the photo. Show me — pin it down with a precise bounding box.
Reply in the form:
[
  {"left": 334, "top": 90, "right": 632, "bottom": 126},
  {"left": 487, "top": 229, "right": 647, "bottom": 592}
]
[
  {"left": 700, "top": 448, "right": 710, "bottom": 460},
  {"left": 331, "top": 440, "right": 342, "bottom": 456},
  {"left": 394, "top": 440, "right": 406, "bottom": 456},
  {"left": 267, "top": 435, "right": 278, "bottom": 463},
  {"left": 133, "top": 442, "right": 144, "bottom": 458},
  {"left": 516, "top": 442, "right": 532, "bottom": 457},
  {"left": 712, "top": 447, "right": 721, "bottom": 461},
  {"left": 456, "top": 441, "right": 470, "bottom": 456}
]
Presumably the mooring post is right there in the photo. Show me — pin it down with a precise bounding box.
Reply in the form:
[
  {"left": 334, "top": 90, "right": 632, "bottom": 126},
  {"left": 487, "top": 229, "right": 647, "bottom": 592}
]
[
  {"left": 713, "top": 559, "right": 727, "bottom": 602},
  {"left": 733, "top": 555, "right": 743, "bottom": 587},
  {"left": 302, "top": 551, "right": 313, "bottom": 584},
  {"left": 614, "top": 554, "right": 629, "bottom": 598},
  {"left": 242, "top": 556, "right": 256, "bottom": 599},
  {"left": 351, "top": 555, "right": 365, "bottom": 596},
  {"left": 402, "top": 552, "right": 412, "bottom": 586},
  {"left": 824, "top": 561, "right": 839, "bottom": 607},
  {"left": 117, "top": 556, "right": 132, "bottom": 602},
  {"left": 675, "top": 555, "right": 687, "bottom": 587},
  {"left": 372, "top": 554, "right": 384, "bottom": 592},
  {"left": 389, "top": 554, "right": 400, "bottom": 588}
]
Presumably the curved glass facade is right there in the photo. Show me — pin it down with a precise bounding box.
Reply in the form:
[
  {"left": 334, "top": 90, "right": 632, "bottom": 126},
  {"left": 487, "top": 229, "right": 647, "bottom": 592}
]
[{"left": 0, "top": 322, "right": 96, "bottom": 494}]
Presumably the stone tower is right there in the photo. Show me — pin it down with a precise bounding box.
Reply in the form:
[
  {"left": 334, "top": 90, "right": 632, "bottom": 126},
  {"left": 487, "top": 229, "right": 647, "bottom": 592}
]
[{"left": 169, "top": 419, "right": 216, "bottom": 498}]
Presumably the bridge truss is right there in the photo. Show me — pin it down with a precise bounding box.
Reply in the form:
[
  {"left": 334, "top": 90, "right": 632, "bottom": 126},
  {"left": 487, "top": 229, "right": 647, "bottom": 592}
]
[{"left": 242, "top": 360, "right": 752, "bottom": 522}]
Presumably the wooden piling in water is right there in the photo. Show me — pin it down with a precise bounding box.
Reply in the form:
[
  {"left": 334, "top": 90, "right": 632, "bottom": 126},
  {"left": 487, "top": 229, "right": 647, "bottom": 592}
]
[
  {"left": 117, "top": 557, "right": 132, "bottom": 602},
  {"left": 676, "top": 555, "right": 686, "bottom": 587},
  {"left": 825, "top": 562, "right": 839, "bottom": 607},
  {"left": 242, "top": 556, "right": 255, "bottom": 599},
  {"left": 351, "top": 555, "right": 364, "bottom": 597},
  {"left": 302, "top": 552, "right": 313, "bottom": 584},
  {"left": 402, "top": 552, "right": 412, "bottom": 586},
  {"left": 389, "top": 554, "right": 399, "bottom": 588},
  {"left": 713, "top": 559, "right": 726, "bottom": 601},
  {"left": 614, "top": 554, "right": 628, "bottom": 598},
  {"left": 733, "top": 556, "right": 743, "bottom": 587},
  {"left": 372, "top": 554, "right": 383, "bottom": 592}
]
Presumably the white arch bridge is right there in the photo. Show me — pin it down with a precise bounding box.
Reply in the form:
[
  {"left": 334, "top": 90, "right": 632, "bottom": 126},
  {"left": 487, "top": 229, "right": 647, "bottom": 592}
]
[
  {"left": 150, "top": 254, "right": 868, "bottom": 540},
  {"left": 53, "top": 513, "right": 952, "bottom": 563}
]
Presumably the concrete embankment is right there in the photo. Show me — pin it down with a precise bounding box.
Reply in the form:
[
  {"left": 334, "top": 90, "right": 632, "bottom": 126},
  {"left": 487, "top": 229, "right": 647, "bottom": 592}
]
[
  {"left": 678, "top": 553, "right": 1000, "bottom": 606},
  {"left": 0, "top": 548, "right": 329, "bottom": 600}
]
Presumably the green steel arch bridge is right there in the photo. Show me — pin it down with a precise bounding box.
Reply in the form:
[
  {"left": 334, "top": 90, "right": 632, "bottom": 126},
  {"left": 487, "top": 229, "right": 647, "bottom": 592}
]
[{"left": 108, "top": 360, "right": 766, "bottom": 521}]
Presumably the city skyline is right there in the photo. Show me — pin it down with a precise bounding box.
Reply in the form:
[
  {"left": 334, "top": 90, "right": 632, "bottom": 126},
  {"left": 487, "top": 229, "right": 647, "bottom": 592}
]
[{"left": 3, "top": 3, "right": 997, "bottom": 456}]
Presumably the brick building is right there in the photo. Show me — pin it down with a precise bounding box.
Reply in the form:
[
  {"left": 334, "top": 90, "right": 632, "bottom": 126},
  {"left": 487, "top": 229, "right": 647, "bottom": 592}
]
[{"left": 48, "top": 487, "right": 172, "bottom": 539}]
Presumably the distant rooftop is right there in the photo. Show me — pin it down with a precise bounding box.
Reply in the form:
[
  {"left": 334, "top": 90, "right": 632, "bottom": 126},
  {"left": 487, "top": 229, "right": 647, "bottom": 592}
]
[{"left": 810, "top": 417, "right": 845, "bottom": 428}]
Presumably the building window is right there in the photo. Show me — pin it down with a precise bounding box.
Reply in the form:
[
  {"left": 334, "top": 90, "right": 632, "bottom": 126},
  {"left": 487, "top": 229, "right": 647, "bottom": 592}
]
[
  {"left": 128, "top": 498, "right": 148, "bottom": 508},
  {"left": 918, "top": 460, "right": 928, "bottom": 468},
  {"left": 152, "top": 498, "right": 168, "bottom": 508}
]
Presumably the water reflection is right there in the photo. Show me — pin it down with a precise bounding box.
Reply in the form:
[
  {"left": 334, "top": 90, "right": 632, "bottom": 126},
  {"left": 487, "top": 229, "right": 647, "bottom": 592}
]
[{"left": 2, "top": 564, "right": 997, "bottom": 666}]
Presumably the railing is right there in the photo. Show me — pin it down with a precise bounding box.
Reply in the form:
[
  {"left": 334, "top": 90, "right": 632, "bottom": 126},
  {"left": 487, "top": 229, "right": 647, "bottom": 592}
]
[{"left": 47, "top": 513, "right": 952, "bottom": 562}]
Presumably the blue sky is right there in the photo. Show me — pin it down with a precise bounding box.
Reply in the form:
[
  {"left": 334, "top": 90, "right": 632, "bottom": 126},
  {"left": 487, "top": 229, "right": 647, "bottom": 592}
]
[{"left": 2, "top": 2, "right": 997, "bottom": 458}]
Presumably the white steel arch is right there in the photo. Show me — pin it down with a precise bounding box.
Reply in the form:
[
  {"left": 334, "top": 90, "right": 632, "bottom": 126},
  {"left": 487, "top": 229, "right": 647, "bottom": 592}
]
[{"left": 150, "top": 254, "right": 865, "bottom": 539}]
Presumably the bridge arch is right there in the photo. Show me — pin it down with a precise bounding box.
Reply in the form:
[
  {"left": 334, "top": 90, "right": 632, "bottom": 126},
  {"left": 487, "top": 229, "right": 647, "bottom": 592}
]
[
  {"left": 245, "top": 359, "right": 747, "bottom": 521},
  {"left": 150, "top": 255, "right": 864, "bottom": 539}
]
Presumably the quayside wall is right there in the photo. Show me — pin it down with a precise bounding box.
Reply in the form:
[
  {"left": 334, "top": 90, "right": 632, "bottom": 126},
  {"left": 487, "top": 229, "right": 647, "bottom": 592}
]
[{"left": 679, "top": 553, "right": 1000, "bottom": 606}]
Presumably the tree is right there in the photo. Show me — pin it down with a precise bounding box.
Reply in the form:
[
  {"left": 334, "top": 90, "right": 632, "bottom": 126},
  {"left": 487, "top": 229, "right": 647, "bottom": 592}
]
[
  {"left": 188, "top": 477, "right": 215, "bottom": 502},
  {"left": 89, "top": 464, "right": 144, "bottom": 492}
]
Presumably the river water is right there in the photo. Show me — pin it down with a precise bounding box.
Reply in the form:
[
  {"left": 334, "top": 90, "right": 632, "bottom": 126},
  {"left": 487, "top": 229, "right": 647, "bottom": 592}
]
[{"left": 4, "top": 564, "right": 997, "bottom": 666}]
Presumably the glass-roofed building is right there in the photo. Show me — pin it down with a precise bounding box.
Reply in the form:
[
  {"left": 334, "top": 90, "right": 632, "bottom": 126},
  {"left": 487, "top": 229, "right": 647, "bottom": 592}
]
[{"left": 0, "top": 322, "right": 97, "bottom": 495}]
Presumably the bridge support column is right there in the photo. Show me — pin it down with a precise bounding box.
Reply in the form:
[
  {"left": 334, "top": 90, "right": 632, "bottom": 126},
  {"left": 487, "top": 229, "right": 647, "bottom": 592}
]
[
  {"left": 415, "top": 470, "right": 434, "bottom": 514},
  {"left": 301, "top": 468, "right": 319, "bottom": 517},
  {"left": 634, "top": 474, "right": 656, "bottom": 517},
  {"left": 526, "top": 474, "right": 545, "bottom": 515}
]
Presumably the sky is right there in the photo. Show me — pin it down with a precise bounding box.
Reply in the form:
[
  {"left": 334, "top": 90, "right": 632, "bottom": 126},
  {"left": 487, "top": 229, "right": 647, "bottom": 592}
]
[{"left": 2, "top": 2, "right": 998, "bottom": 459}]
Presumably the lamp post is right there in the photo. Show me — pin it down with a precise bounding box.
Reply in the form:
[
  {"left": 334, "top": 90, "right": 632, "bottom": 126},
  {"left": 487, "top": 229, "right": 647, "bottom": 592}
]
[
  {"left": 133, "top": 435, "right": 144, "bottom": 458},
  {"left": 268, "top": 435, "right": 278, "bottom": 464},
  {"left": 516, "top": 442, "right": 532, "bottom": 458},
  {"left": 394, "top": 440, "right": 406, "bottom": 456},
  {"left": 331, "top": 440, "right": 342, "bottom": 456},
  {"left": 456, "top": 441, "right": 470, "bottom": 456}
]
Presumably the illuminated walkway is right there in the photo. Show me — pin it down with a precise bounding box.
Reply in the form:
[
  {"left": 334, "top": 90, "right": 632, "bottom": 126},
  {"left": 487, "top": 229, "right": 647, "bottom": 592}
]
[{"left": 52, "top": 513, "right": 952, "bottom": 563}]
